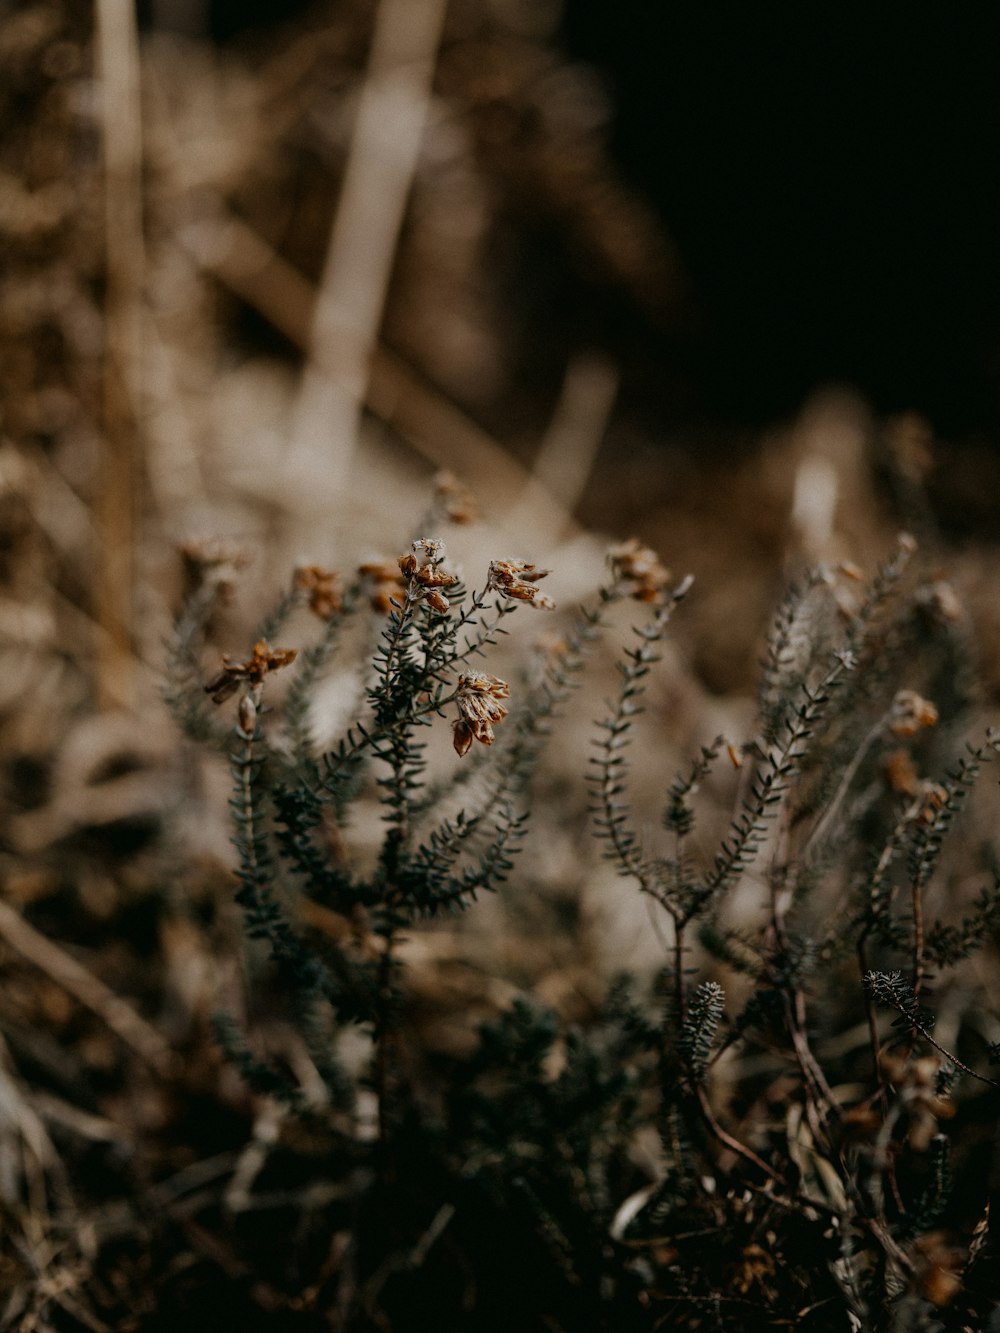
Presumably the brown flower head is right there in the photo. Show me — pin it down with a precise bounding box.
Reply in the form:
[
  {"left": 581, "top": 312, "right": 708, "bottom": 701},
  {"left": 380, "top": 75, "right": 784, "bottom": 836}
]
[
  {"left": 916, "top": 781, "right": 948, "bottom": 827},
  {"left": 358, "top": 559, "right": 405, "bottom": 612},
  {"left": 398, "top": 538, "right": 459, "bottom": 614},
  {"left": 204, "top": 639, "right": 297, "bottom": 705},
  {"left": 433, "top": 470, "right": 478, "bottom": 525},
  {"left": 889, "top": 690, "right": 939, "bottom": 738},
  {"left": 607, "top": 538, "right": 671, "bottom": 602},
  {"left": 486, "top": 559, "right": 554, "bottom": 609},
  {"left": 452, "top": 671, "right": 510, "bottom": 756},
  {"left": 368, "top": 539, "right": 460, "bottom": 615},
  {"left": 293, "top": 565, "right": 343, "bottom": 620},
  {"left": 884, "top": 748, "right": 921, "bottom": 796}
]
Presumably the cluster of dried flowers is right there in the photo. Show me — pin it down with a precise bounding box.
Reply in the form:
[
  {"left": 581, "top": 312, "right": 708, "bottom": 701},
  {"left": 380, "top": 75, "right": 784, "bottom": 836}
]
[
  {"left": 204, "top": 638, "right": 298, "bottom": 736},
  {"left": 358, "top": 538, "right": 459, "bottom": 614},
  {"left": 293, "top": 565, "right": 343, "bottom": 620},
  {"left": 202, "top": 532, "right": 703, "bottom": 765},
  {"left": 451, "top": 672, "right": 511, "bottom": 757},
  {"left": 607, "top": 538, "right": 672, "bottom": 603},
  {"left": 201, "top": 535, "right": 704, "bottom": 759},
  {"left": 485, "top": 559, "right": 555, "bottom": 609}
]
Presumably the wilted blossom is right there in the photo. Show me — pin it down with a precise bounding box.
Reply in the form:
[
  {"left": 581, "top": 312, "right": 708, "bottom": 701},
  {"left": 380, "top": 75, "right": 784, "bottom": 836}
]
[
  {"left": 293, "top": 565, "right": 343, "bottom": 620},
  {"left": 889, "top": 690, "right": 939, "bottom": 738},
  {"left": 486, "top": 559, "right": 554, "bottom": 609},
  {"left": 358, "top": 539, "right": 458, "bottom": 614},
  {"left": 607, "top": 538, "right": 671, "bottom": 603},
  {"left": 452, "top": 671, "right": 510, "bottom": 756},
  {"left": 398, "top": 538, "right": 459, "bottom": 614},
  {"left": 204, "top": 639, "right": 297, "bottom": 705}
]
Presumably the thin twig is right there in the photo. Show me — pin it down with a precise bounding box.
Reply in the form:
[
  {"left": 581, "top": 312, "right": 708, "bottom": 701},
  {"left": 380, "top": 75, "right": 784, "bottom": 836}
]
[
  {"left": 94, "top": 0, "right": 144, "bottom": 710},
  {"left": 0, "top": 901, "right": 175, "bottom": 1078},
  {"left": 291, "top": 0, "right": 449, "bottom": 480}
]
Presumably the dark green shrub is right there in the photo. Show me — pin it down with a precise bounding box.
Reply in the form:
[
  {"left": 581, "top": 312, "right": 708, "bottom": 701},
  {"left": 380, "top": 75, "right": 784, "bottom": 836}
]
[{"left": 167, "top": 528, "right": 1000, "bottom": 1331}]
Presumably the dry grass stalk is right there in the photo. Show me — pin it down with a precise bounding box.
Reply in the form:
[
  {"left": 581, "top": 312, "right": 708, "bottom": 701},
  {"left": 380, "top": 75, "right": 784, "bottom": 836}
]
[
  {"left": 178, "top": 204, "right": 584, "bottom": 533},
  {"left": 0, "top": 901, "right": 175, "bottom": 1078},
  {"left": 290, "top": 0, "right": 450, "bottom": 485},
  {"left": 94, "top": 0, "right": 145, "bottom": 710},
  {"left": 504, "top": 351, "right": 619, "bottom": 540}
]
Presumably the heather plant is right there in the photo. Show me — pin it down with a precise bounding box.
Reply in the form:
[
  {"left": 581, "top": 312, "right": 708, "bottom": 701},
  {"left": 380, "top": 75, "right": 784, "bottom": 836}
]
[{"left": 165, "top": 525, "right": 1000, "bottom": 1332}]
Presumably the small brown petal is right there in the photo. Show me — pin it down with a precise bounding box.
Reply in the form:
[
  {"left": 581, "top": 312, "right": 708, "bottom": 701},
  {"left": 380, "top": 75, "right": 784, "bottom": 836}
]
[
  {"left": 452, "top": 719, "right": 474, "bottom": 757},
  {"left": 411, "top": 537, "right": 445, "bottom": 560},
  {"left": 917, "top": 783, "right": 948, "bottom": 826},
  {"left": 204, "top": 669, "right": 243, "bottom": 705},
  {"left": 884, "top": 748, "right": 921, "bottom": 795},
  {"left": 415, "top": 565, "right": 458, "bottom": 590},
  {"left": 424, "top": 589, "right": 451, "bottom": 614},
  {"left": 250, "top": 640, "right": 297, "bottom": 677},
  {"left": 486, "top": 559, "right": 554, "bottom": 607}
]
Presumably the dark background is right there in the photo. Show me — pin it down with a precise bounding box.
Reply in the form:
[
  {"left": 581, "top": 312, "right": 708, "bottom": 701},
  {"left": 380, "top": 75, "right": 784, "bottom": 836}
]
[
  {"left": 157, "top": 0, "right": 1000, "bottom": 439},
  {"left": 562, "top": 3, "right": 1000, "bottom": 434}
]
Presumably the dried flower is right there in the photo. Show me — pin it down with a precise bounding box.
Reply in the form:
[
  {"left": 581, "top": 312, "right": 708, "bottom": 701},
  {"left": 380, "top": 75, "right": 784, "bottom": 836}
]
[
  {"left": 434, "top": 470, "right": 477, "bottom": 525},
  {"left": 884, "top": 748, "right": 921, "bottom": 795},
  {"left": 358, "top": 560, "right": 405, "bottom": 612},
  {"left": 889, "top": 690, "right": 939, "bottom": 738},
  {"left": 607, "top": 538, "right": 671, "bottom": 603},
  {"left": 293, "top": 565, "right": 342, "bottom": 619},
  {"left": 204, "top": 639, "right": 298, "bottom": 705},
  {"left": 916, "top": 782, "right": 948, "bottom": 827},
  {"left": 403, "top": 539, "right": 459, "bottom": 614},
  {"left": 452, "top": 671, "right": 510, "bottom": 756},
  {"left": 362, "top": 540, "right": 459, "bottom": 615},
  {"left": 486, "top": 559, "right": 554, "bottom": 609}
]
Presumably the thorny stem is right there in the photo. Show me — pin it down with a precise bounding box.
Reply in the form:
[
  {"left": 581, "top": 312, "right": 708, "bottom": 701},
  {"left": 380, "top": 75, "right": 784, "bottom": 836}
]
[
  {"left": 375, "top": 588, "right": 419, "bottom": 699},
  {"left": 592, "top": 579, "right": 693, "bottom": 913},
  {"left": 687, "top": 650, "right": 855, "bottom": 926},
  {"left": 446, "top": 591, "right": 515, "bottom": 674}
]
